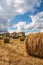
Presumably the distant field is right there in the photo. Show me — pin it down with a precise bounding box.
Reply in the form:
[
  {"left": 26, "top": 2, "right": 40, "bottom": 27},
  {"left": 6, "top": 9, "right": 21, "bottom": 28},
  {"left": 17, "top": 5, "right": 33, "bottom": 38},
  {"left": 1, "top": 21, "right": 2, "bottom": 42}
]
[{"left": 0, "top": 38, "right": 43, "bottom": 65}]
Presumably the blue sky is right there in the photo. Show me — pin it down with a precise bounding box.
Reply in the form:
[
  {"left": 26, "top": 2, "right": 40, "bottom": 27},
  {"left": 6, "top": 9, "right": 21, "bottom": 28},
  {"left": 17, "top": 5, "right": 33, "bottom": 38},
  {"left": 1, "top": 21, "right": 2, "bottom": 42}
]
[{"left": 0, "top": 0, "right": 43, "bottom": 34}]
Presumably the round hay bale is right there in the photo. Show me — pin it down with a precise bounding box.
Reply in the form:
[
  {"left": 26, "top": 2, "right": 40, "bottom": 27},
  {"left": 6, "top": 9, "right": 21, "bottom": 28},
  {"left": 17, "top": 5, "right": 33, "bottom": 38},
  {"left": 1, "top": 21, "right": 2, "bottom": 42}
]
[
  {"left": 4, "top": 37, "right": 10, "bottom": 43},
  {"left": 25, "top": 32, "right": 43, "bottom": 57},
  {"left": 0, "top": 36, "right": 3, "bottom": 39},
  {"left": 0, "top": 34, "right": 3, "bottom": 39},
  {"left": 20, "top": 37, "right": 25, "bottom": 41}
]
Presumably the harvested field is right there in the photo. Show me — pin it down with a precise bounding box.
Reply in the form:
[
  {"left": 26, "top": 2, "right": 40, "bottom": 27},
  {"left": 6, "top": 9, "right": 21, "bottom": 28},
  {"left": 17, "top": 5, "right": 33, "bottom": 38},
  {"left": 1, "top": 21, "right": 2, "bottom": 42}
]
[{"left": 0, "top": 37, "right": 43, "bottom": 65}]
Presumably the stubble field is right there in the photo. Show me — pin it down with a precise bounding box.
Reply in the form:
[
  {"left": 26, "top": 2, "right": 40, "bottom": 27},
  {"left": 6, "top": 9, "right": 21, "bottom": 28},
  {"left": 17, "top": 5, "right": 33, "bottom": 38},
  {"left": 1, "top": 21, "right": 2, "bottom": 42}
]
[{"left": 0, "top": 38, "right": 43, "bottom": 65}]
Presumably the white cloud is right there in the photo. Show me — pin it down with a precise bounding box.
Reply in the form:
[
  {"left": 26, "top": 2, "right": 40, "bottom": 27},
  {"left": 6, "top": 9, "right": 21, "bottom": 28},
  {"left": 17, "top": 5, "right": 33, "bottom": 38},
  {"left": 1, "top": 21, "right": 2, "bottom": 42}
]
[
  {"left": 8, "top": 12, "right": 43, "bottom": 34},
  {"left": 6, "top": 0, "right": 12, "bottom": 6},
  {"left": 15, "top": 12, "right": 43, "bottom": 30},
  {"left": 29, "top": 12, "right": 43, "bottom": 30},
  {"left": 0, "top": 0, "right": 41, "bottom": 33},
  {"left": 0, "top": 18, "right": 11, "bottom": 33},
  {"left": 8, "top": 29, "right": 21, "bottom": 33},
  {"left": 0, "top": 0, "right": 41, "bottom": 19},
  {"left": 8, "top": 29, "right": 15, "bottom": 33},
  {"left": 14, "top": 0, "right": 24, "bottom": 4},
  {"left": 20, "top": 12, "right": 43, "bottom": 31},
  {"left": 8, "top": 22, "right": 26, "bottom": 33}
]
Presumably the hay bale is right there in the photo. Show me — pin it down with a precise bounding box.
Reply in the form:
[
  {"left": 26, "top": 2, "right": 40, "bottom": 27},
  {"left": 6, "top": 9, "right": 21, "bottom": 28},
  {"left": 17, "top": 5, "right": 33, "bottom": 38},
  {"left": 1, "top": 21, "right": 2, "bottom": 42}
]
[
  {"left": 20, "top": 37, "right": 25, "bottom": 41},
  {"left": 25, "top": 32, "right": 43, "bottom": 57},
  {"left": 0, "top": 34, "right": 3, "bottom": 39},
  {"left": 4, "top": 37, "right": 10, "bottom": 43},
  {"left": 0, "top": 36, "right": 3, "bottom": 39}
]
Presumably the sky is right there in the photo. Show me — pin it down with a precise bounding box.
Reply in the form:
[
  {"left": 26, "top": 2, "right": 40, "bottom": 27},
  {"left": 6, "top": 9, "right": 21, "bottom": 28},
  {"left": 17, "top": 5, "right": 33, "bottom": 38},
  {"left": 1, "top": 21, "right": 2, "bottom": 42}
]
[{"left": 0, "top": 0, "right": 43, "bottom": 34}]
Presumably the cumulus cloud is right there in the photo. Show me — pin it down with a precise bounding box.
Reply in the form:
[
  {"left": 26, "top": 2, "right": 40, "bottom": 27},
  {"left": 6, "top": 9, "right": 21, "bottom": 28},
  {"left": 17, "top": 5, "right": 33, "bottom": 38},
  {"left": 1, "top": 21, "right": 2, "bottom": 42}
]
[
  {"left": 29, "top": 12, "right": 43, "bottom": 30},
  {"left": 24, "top": 12, "right": 43, "bottom": 31},
  {"left": 8, "top": 22, "right": 26, "bottom": 33},
  {"left": 0, "top": 0, "right": 41, "bottom": 33},
  {"left": 0, "top": 0, "right": 41, "bottom": 19},
  {"left": 8, "top": 12, "right": 43, "bottom": 34},
  {"left": 0, "top": 18, "right": 10, "bottom": 33},
  {"left": 15, "top": 12, "right": 43, "bottom": 30}
]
